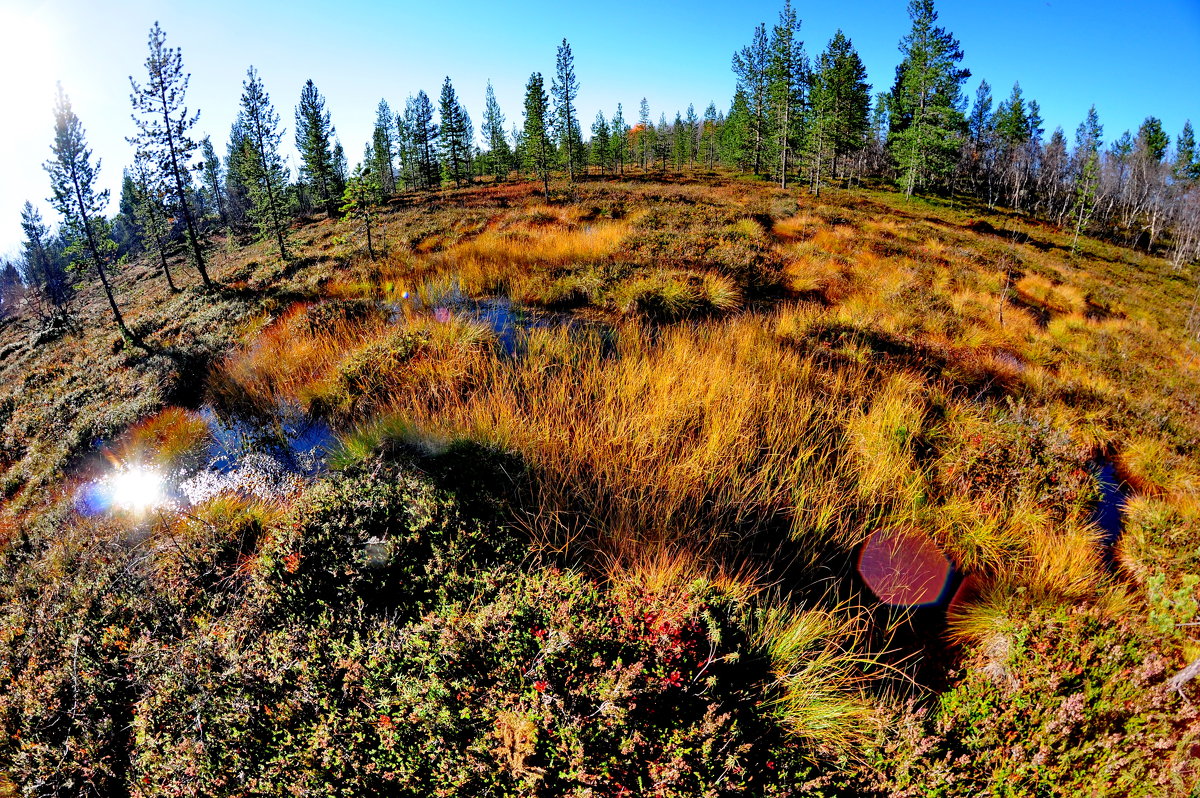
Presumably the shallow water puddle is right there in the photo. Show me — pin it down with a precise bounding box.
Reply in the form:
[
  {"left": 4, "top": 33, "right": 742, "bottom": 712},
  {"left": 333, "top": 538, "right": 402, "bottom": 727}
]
[
  {"left": 391, "top": 279, "right": 600, "bottom": 356},
  {"left": 76, "top": 403, "right": 335, "bottom": 518},
  {"left": 1091, "top": 457, "right": 1128, "bottom": 563}
]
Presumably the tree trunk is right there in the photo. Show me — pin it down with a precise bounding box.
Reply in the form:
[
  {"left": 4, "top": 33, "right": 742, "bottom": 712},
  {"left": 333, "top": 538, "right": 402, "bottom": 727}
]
[
  {"left": 159, "top": 82, "right": 211, "bottom": 287},
  {"left": 156, "top": 240, "right": 178, "bottom": 292}
]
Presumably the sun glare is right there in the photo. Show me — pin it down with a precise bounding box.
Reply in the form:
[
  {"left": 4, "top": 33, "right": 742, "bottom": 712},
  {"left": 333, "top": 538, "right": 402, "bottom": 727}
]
[{"left": 108, "top": 465, "right": 166, "bottom": 514}]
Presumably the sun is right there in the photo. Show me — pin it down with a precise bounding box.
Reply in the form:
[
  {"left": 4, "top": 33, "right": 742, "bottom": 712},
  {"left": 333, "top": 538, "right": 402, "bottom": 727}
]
[{"left": 0, "top": 6, "right": 58, "bottom": 100}]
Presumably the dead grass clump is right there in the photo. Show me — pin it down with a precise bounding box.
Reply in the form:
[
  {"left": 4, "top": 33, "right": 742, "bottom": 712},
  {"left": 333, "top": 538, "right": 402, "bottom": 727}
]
[
  {"left": 121, "top": 407, "right": 209, "bottom": 467},
  {"left": 209, "top": 302, "right": 494, "bottom": 420},
  {"left": 1015, "top": 274, "right": 1087, "bottom": 315}
]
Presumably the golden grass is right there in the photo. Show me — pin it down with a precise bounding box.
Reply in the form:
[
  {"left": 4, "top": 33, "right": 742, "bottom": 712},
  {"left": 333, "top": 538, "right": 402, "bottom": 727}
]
[
  {"left": 121, "top": 407, "right": 209, "bottom": 467},
  {"left": 753, "top": 602, "right": 876, "bottom": 755},
  {"left": 209, "top": 302, "right": 494, "bottom": 419}
]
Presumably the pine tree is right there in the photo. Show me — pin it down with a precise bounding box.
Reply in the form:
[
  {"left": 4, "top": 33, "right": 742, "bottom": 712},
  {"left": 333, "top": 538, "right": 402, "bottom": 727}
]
[
  {"left": 808, "top": 30, "right": 870, "bottom": 193},
  {"left": 45, "top": 85, "right": 132, "bottom": 338},
  {"left": 238, "top": 67, "right": 290, "bottom": 261},
  {"left": 438, "top": 77, "right": 469, "bottom": 187},
  {"left": 766, "top": 1, "right": 807, "bottom": 187},
  {"left": 131, "top": 155, "right": 179, "bottom": 292},
  {"left": 732, "top": 23, "right": 770, "bottom": 175},
  {"left": 523, "top": 72, "right": 552, "bottom": 199},
  {"left": 295, "top": 79, "right": 340, "bottom": 217},
  {"left": 482, "top": 81, "right": 512, "bottom": 181},
  {"left": 200, "top": 136, "right": 228, "bottom": 227},
  {"left": 552, "top": 39, "right": 581, "bottom": 180},
  {"left": 372, "top": 99, "right": 397, "bottom": 195},
  {"left": 128, "top": 22, "right": 210, "bottom": 286},
  {"left": 887, "top": 0, "right": 971, "bottom": 198},
  {"left": 341, "top": 162, "right": 381, "bottom": 259}
]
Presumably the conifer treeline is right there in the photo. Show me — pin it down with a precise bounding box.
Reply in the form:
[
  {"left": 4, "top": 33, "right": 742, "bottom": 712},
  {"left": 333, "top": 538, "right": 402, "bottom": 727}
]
[{"left": 4, "top": 0, "right": 1200, "bottom": 336}]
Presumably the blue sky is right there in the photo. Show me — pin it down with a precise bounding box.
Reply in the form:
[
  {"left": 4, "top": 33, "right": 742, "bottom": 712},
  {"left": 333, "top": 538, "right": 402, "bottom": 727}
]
[{"left": 1, "top": 0, "right": 1197, "bottom": 257}]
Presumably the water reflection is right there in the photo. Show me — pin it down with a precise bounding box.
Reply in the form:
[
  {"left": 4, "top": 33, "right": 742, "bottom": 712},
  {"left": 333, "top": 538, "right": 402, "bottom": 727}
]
[
  {"left": 390, "top": 279, "right": 603, "bottom": 357},
  {"left": 75, "top": 464, "right": 168, "bottom": 517},
  {"left": 76, "top": 403, "right": 335, "bottom": 519}
]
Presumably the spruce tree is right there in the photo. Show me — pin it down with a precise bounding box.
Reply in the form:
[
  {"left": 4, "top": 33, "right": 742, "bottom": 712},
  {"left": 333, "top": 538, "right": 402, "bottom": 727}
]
[
  {"left": 224, "top": 119, "right": 254, "bottom": 227},
  {"left": 395, "top": 108, "right": 417, "bottom": 190},
  {"left": 591, "top": 111, "right": 611, "bottom": 174},
  {"left": 1135, "top": 117, "right": 1169, "bottom": 163},
  {"left": 721, "top": 88, "right": 753, "bottom": 171},
  {"left": 994, "top": 83, "right": 1029, "bottom": 149},
  {"left": 332, "top": 140, "right": 348, "bottom": 188},
  {"left": 131, "top": 155, "right": 179, "bottom": 292},
  {"left": 341, "top": 162, "right": 381, "bottom": 259},
  {"left": 552, "top": 39, "right": 581, "bottom": 181},
  {"left": 1176, "top": 121, "right": 1200, "bottom": 182},
  {"left": 482, "top": 81, "right": 512, "bottom": 181},
  {"left": 460, "top": 107, "right": 475, "bottom": 182},
  {"left": 609, "top": 104, "right": 628, "bottom": 175},
  {"left": 408, "top": 91, "right": 439, "bottom": 189},
  {"left": 200, "top": 135, "right": 228, "bottom": 227},
  {"left": 523, "top": 72, "right": 552, "bottom": 199},
  {"left": 684, "top": 104, "right": 700, "bottom": 166},
  {"left": 20, "top": 201, "right": 72, "bottom": 319},
  {"left": 887, "top": 0, "right": 971, "bottom": 198},
  {"left": 964, "top": 79, "right": 996, "bottom": 202},
  {"left": 296, "top": 79, "right": 340, "bottom": 217},
  {"left": 655, "top": 113, "right": 671, "bottom": 170},
  {"left": 45, "top": 85, "right": 132, "bottom": 339},
  {"left": 0, "top": 261, "right": 22, "bottom": 321},
  {"left": 766, "top": 1, "right": 807, "bottom": 187},
  {"left": 128, "top": 22, "right": 210, "bottom": 286},
  {"left": 732, "top": 23, "right": 770, "bottom": 175},
  {"left": 637, "top": 98, "right": 652, "bottom": 169},
  {"left": 238, "top": 67, "right": 291, "bottom": 261},
  {"left": 808, "top": 30, "right": 870, "bottom": 192},
  {"left": 700, "top": 103, "right": 719, "bottom": 170},
  {"left": 1070, "top": 105, "right": 1103, "bottom": 252},
  {"left": 112, "top": 173, "right": 142, "bottom": 257},
  {"left": 671, "top": 111, "right": 687, "bottom": 169},
  {"left": 372, "top": 99, "right": 397, "bottom": 195},
  {"left": 438, "top": 77, "right": 469, "bottom": 187}
]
